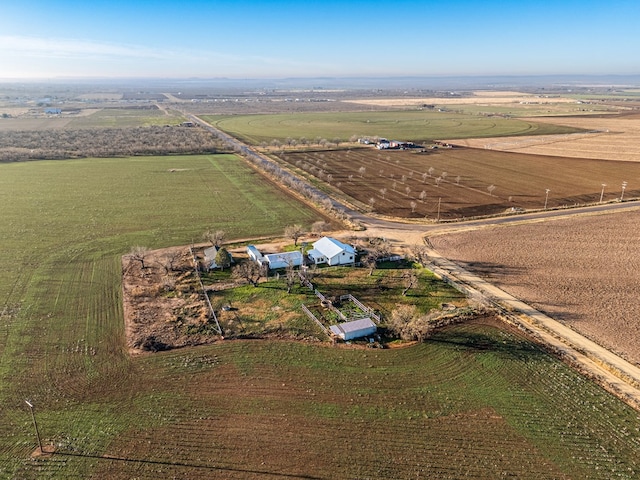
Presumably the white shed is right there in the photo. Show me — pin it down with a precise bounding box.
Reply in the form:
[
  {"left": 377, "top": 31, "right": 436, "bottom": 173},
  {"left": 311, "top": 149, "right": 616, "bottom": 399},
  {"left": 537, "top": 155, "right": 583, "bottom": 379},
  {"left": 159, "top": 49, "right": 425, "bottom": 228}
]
[
  {"left": 329, "top": 318, "right": 377, "bottom": 340},
  {"left": 246, "top": 245, "right": 263, "bottom": 262},
  {"left": 263, "top": 251, "right": 303, "bottom": 270}
]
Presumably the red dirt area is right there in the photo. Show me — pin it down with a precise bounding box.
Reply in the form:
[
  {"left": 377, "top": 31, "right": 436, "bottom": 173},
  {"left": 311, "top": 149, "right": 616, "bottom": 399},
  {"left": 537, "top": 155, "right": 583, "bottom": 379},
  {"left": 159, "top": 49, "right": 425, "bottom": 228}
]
[
  {"left": 276, "top": 147, "right": 640, "bottom": 219},
  {"left": 429, "top": 210, "right": 640, "bottom": 365}
]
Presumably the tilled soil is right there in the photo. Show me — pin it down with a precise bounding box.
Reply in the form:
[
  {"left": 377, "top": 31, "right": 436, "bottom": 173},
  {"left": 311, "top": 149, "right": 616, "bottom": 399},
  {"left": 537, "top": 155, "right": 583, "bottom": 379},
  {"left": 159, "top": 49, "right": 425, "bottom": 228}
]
[{"left": 430, "top": 209, "right": 640, "bottom": 365}]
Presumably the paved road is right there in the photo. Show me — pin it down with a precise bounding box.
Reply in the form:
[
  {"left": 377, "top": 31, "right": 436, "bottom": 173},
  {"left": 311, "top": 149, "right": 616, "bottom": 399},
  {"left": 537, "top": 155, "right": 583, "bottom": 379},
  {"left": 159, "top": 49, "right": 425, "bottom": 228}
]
[{"left": 190, "top": 112, "right": 640, "bottom": 408}]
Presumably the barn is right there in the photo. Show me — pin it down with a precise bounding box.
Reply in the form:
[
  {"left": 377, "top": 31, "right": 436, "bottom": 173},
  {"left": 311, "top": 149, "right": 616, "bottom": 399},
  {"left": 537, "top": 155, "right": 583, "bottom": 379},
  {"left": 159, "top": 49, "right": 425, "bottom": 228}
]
[{"left": 329, "top": 318, "right": 377, "bottom": 340}]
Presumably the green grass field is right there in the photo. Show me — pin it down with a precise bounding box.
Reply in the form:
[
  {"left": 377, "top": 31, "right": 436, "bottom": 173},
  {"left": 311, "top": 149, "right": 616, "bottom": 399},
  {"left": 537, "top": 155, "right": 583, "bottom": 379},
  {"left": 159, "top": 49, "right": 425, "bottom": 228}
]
[
  {"left": 66, "top": 107, "right": 185, "bottom": 128},
  {"left": 202, "top": 110, "right": 584, "bottom": 146},
  {"left": 2, "top": 154, "right": 640, "bottom": 478}
]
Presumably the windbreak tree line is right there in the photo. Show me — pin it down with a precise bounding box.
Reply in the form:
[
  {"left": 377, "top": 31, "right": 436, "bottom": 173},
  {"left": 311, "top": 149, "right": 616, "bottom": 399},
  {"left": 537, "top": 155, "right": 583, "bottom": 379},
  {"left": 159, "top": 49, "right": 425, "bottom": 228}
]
[{"left": 0, "top": 126, "right": 227, "bottom": 161}]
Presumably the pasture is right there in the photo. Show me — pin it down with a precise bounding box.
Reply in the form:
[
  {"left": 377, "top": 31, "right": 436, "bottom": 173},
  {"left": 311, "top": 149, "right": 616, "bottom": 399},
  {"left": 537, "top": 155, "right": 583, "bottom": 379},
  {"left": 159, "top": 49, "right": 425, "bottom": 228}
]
[
  {"left": 275, "top": 147, "right": 640, "bottom": 219},
  {"left": 2, "top": 156, "right": 640, "bottom": 477},
  {"left": 202, "top": 110, "right": 583, "bottom": 146}
]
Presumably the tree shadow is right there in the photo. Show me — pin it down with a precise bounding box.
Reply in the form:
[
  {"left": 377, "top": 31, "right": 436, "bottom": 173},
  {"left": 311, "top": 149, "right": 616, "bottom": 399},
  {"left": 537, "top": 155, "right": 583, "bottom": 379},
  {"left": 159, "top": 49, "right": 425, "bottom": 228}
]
[
  {"left": 456, "top": 260, "right": 527, "bottom": 279},
  {"left": 429, "top": 330, "right": 548, "bottom": 362},
  {"left": 51, "top": 450, "right": 323, "bottom": 478}
]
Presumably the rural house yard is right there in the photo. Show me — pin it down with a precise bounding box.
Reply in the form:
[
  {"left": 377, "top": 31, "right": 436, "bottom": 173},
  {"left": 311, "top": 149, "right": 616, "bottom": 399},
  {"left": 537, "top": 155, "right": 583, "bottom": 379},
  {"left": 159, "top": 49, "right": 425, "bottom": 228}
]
[{"left": 122, "top": 239, "right": 468, "bottom": 351}]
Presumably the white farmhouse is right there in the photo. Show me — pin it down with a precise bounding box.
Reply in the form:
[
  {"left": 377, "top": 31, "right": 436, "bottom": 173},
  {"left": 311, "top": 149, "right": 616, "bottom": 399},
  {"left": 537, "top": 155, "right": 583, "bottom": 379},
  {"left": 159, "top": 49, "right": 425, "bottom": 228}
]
[{"left": 307, "top": 236, "right": 356, "bottom": 266}]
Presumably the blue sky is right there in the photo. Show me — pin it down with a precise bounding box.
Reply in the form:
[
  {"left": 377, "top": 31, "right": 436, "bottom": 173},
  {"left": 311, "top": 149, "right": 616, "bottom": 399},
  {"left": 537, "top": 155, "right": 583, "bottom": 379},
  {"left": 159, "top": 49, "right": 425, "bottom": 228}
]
[{"left": 1, "top": 0, "right": 639, "bottom": 79}]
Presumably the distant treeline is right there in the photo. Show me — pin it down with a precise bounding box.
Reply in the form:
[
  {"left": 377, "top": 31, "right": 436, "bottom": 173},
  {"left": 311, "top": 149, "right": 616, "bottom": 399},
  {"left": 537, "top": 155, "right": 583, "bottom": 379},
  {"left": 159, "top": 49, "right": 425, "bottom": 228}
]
[{"left": 0, "top": 126, "right": 228, "bottom": 162}]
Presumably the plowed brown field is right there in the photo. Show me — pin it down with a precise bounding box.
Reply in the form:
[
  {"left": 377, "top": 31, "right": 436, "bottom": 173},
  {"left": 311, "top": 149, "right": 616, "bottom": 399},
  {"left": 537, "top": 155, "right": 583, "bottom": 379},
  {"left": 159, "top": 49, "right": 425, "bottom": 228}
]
[
  {"left": 276, "top": 147, "right": 640, "bottom": 219},
  {"left": 429, "top": 209, "right": 640, "bottom": 365}
]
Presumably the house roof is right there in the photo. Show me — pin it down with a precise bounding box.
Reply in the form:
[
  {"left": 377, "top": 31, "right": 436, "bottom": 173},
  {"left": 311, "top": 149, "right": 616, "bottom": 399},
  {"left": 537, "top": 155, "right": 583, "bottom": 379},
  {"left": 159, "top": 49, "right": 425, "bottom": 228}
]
[
  {"left": 264, "top": 250, "right": 303, "bottom": 266},
  {"left": 203, "top": 246, "right": 218, "bottom": 262},
  {"left": 312, "top": 236, "right": 355, "bottom": 259}
]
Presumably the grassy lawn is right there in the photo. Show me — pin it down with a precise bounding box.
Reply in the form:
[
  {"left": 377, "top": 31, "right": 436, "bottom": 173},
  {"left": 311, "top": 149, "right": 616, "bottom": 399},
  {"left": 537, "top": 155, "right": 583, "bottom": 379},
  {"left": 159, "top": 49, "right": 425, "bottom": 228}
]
[{"left": 202, "top": 110, "right": 584, "bottom": 145}]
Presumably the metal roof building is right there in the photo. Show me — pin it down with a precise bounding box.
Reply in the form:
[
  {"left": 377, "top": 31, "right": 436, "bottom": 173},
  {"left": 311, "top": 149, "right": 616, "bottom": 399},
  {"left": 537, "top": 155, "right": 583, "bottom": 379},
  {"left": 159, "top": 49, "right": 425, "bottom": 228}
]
[{"left": 329, "top": 318, "right": 377, "bottom": 340}]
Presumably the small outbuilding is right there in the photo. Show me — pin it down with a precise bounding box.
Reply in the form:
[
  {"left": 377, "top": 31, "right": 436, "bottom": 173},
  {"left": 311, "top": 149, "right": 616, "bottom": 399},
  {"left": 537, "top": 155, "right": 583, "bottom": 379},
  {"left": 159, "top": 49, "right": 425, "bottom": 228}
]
[
  {"left": 246, "top": 245, "right": 264, "bottom": 262},
  {"left": 329, "top": 318, "right": 377, "bottom": 340},
  {"left": 262, "top": 251, "right": 303, "bottom": 270}
]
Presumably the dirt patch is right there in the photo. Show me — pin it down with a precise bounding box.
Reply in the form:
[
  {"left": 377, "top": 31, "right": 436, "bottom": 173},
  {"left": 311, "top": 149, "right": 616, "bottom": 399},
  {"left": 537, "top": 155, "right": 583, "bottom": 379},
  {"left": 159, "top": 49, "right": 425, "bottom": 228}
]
[{"left": 122, "top": 245, "right": 223, "bottom": 355}]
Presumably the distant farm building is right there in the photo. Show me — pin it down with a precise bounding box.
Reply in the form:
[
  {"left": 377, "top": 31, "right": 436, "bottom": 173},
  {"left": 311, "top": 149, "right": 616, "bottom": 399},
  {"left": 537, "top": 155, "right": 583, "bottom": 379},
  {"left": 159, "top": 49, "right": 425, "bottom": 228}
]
[
  {"left": 330, "top": 318, "right": 377, "bottom": 340},
  {"left": 44, "top": 108, "right": 62, "bottom": 115},
  {"left": 307, "top": 236, "right": 355, "bottom": 266}
]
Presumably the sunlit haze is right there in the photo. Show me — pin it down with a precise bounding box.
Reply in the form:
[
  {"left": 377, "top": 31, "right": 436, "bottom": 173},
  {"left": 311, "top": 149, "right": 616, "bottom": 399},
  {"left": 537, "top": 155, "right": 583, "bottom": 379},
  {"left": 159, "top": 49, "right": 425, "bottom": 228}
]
[{"left": 2, "top": 0, "right": 640, "bottom": 80}]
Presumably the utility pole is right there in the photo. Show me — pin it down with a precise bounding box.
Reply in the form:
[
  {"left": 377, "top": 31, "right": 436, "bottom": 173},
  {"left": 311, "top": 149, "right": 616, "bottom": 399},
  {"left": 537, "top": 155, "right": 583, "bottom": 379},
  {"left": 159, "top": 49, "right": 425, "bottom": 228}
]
[
  {"left": 621, "top": 181, "right": 628, "bottom": 201},
  {"left": 25, "top": 400, "right": 43, "bottom": 452},
  {"left": 544, "top": 189, "right": 550, "bottom": 210},
  {"left": 437, "top": 197, "right": 441, "bottom": 222},
  {"left": 600, "top": 183, "right": 606, "bottom": 203}
]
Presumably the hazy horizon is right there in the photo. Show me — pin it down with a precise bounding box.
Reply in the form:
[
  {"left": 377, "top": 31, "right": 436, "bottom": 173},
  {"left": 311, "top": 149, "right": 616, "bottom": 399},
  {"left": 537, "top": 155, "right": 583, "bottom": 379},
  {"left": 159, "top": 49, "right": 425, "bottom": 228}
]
[{"left": 2, "top": 0, "right": 640, "bottom": 81}]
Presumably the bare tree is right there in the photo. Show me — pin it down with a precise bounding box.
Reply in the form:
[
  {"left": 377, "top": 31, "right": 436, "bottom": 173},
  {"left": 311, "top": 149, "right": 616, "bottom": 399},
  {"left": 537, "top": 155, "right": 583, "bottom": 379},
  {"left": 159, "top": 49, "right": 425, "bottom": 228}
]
[
  {"left": 402, "top": 270, "right": 419, "bottom": 296},
  {"left": 232, "top": 261, "right": 265, "bottom": 287},
  {"left": 358, "top": 166, "right": 366, "bottom": 177},
  {"left": 284, "top": 224, "right": 305, "bottom": 246},
  {"left": 422, "top": 172, "right": 428, "bottom": 183},
  {"left": 435, "top": 176, "right": 443, "bottom": 187},
  {"left": 405, "top": 186, "right": 411, "bottom": 196},
  {"left": 455, "top": 175, "right": 461, "bottom": 185},
  {"left": 299, "top": 264, "right": 319, "bottom": 288},
  {"left": 311, "top": 220, "right": 328, "bottom": 236},
  {"left": 407, "top": 244, "right": 430, "bottom": 267},
  {"left": 158, "top": 249, "right": 182, "bottom": 274},
  {"left": 380, "top": 187, "right": 387, "bottom": 199},
  {"left": 419, "top": 190, "right": 427, "bottom": 202},
  {"left": 428, "top": 166, "right": 435, "bottom": 177},
  {"left": 361, "top": 242, "right": 389, "bottom": 276},
  {"left": 487, "top": 184, "right": 496, "bottom": 196},
  {"left": 368, "top": 197, "right": 376, "bottom": 211},
  {"left": 388, "top": 304, "right": 433, "bottom": 341},
  {"left": 410, "top": 200, "right": 417, "bottom": 213},
  {"left": 130, "top": 246, "right": 150, "bottom": 269},
  {"left": 203, "top": 229, "right": 226, "bottom": 247},
  {"left": 284, "top": 261, "right": 297, "bottom": 293}
]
